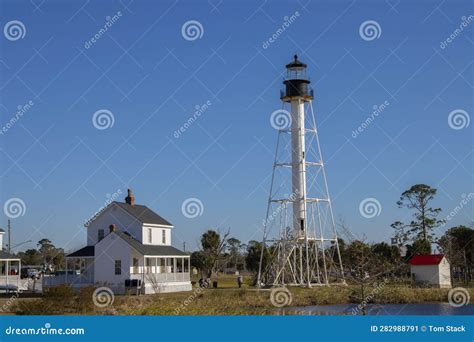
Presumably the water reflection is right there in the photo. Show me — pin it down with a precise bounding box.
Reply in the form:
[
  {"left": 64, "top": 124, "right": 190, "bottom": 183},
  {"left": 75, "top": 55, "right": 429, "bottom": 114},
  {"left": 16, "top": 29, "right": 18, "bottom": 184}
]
[{"left": 278, "top": 303, "right": 474, "bottom": 316}]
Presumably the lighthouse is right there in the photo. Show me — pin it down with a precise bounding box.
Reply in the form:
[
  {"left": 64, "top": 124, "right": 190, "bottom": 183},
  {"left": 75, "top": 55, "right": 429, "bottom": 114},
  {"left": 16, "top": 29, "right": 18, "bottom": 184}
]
[
  {"left": 257, "top": 55, "right": 344, "bottom": 287},
  {"left": 282, "top": 55, "right": 313, "bottom": 238}
]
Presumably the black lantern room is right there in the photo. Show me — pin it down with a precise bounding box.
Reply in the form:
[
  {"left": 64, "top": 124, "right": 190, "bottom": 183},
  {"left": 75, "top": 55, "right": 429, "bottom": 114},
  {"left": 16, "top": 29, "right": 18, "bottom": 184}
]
[{"left": 281, "top": 55, "right": 313, "bottom": 102}]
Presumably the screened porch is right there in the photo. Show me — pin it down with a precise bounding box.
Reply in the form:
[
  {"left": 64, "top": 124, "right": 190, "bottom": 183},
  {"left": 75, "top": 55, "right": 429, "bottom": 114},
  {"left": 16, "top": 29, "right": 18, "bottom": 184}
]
[
  {"left": 131, "top": 256, "right": 190, "bottom": 283},
  {"left": 0, "top": 258, "right": 21, "bottom": 291}
]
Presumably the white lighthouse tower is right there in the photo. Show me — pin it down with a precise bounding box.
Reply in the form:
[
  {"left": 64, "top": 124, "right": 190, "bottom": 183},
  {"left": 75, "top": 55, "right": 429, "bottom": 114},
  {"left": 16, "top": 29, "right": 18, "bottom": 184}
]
[{"left": 257, "top": 55, "right": 344, "bottom": 287}]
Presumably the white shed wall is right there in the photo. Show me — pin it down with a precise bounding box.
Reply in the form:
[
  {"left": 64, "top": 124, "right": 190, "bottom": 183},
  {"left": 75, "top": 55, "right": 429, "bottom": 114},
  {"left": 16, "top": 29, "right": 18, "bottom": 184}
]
[
  {"left": 411, "top": 265, "right": 440, "bottom": 284},
  {"left": 411, "top": 259, "right": 452, "bottom": 288},
  {"left": 438, "top": 258, "right": 452, "bottom": 288}
]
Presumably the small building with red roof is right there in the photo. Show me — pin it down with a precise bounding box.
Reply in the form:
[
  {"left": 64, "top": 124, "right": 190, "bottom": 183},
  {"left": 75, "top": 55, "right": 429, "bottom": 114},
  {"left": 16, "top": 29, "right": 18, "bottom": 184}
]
[{"left": 409, "top": 254, "right": 451, "bottom": 288}]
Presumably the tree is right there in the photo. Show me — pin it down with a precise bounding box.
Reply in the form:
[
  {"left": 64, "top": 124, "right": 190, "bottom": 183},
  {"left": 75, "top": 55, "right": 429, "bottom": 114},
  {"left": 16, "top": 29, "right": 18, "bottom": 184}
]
[
  {"left": 200, "top": 229, "right": 230, "bottom": 283},
  {"left": 371, "top": 242, "right": 401, "bottom": 267},
  {"left": 245, "top": 240, "right": 273, "bottom": 285},
  {"left": 52, "top": 248, "right": 65, "bottom": 270},
  {"left": 17, "top": 249, "right": 42, "bottom": 266},
  {"left": 226, "top": 237, "right": 243, "bottom": 271},
  {"left": 391, "top": 184, "right": 445, "bottom": 253},
  {"left": 345, "top": 240, "right": 391, "bottom": 315},
  {"left": 406, "top": 239, "right": 431, "bottom": 257},
  {"left": 190, "top": 251, "right": 206, "bottom": 277},
  {"left": 37, "top": 238, "right": 55, "bottom": 264},
  {"left": 438, "top": 225, "right": 474, "bottom": 283},
  {"left": 245, "top": 240, "right": 263, "bottom": 273},
  {"left": 36, "top": 239, "right": 65, "bottom": 271}
]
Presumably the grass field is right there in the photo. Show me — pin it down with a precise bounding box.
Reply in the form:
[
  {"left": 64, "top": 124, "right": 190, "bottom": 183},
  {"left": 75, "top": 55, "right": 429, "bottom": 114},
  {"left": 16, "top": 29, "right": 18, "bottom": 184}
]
[{"left": 2, "top": 274, "right": 473, "bottom": 315}]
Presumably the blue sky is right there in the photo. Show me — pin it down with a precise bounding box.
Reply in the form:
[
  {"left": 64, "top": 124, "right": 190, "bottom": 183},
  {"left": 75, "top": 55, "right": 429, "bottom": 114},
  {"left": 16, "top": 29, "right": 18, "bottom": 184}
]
[{"left": 0, "top": 0, "right": 472, "bottom": 252}]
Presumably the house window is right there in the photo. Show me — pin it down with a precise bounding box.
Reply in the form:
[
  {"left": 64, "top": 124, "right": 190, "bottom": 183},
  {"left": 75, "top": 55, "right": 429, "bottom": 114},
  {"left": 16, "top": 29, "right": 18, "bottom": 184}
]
[
  {"left": 114, "top": 260, "right": 121, "bottom": 275},
  {"left": 98, "top": 229, "right": 104, "bottom": 241},
  {"left": 162, "top": 230, "right": 166, "bottom": 244},
  {"left": 148, "top": 228, "right": 152, "bottom": 243}
]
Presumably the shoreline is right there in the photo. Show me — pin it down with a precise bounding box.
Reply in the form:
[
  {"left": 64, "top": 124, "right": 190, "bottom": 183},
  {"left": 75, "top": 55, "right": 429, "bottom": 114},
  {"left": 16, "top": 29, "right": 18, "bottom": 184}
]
[{"left": 3, "top": 284, "right": 472, "bottom": 315}]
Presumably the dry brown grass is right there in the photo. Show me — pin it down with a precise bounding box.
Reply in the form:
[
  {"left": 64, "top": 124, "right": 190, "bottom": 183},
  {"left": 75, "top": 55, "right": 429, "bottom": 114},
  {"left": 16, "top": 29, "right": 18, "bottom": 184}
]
[{"left": 5, "top": 277, "right": 473, "bottom": 315}]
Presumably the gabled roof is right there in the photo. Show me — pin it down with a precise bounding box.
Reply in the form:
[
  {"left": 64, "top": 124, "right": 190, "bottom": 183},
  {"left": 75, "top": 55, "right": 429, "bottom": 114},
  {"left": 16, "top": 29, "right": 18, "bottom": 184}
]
[
  {"left": 113, "top": 202, "right": 173, "bottom": 226},
  {"left": 117, "top": 232, "right": 187, "bottom": 256},
  {"left": 409, "top": 254, "right": 445, "bottom": 266},
  {"left": 66, "top": 246, "right": 94, "bottom": 258}
]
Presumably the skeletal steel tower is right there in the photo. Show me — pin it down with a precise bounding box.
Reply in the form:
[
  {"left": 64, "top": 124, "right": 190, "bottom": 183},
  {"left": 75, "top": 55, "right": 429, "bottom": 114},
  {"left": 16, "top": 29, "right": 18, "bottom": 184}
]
[{"left": 257, "top": 55, "right": 345, "bottom": 287}]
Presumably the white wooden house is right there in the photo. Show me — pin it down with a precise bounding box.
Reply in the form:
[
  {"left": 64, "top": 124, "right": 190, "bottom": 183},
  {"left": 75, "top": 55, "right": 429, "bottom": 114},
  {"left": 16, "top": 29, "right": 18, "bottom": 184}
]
[
  {"left": 44, "top": 190, "right": 191, "bottom": 294},
  {"left": 409, "top": 254, "right": 452, "bottom": 288},
  {"left": 0, "top": 228, "right": 21, "bottom": 291}
]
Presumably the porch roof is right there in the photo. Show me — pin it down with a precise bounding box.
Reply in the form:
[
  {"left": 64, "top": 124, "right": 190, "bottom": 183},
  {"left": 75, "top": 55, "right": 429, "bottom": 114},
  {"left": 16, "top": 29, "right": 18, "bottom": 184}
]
[
  {"left": 66, "top": 245, "right": 95, "bottom": 258},
  {"left": 0, "top": 251, "right": 20, "bottom": 260}
]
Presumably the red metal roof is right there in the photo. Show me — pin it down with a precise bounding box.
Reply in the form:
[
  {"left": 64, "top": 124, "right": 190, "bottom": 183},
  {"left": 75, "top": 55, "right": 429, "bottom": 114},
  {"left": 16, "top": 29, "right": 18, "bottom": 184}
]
[{"left": 409, "top": 254, "right": 444, "bottom": 265}]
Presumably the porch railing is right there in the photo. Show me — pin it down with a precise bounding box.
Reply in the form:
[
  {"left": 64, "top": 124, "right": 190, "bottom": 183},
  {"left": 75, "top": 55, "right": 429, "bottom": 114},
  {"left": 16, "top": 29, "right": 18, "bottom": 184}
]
[
  {"left": 0, "top": 275, "right": 20, "bottom": 290},
  {"left": 131, "top": 272, "right": 190, "bottom": 283},
  {"left": 43, "top": 274, "right": 93, "bottom": 287}
]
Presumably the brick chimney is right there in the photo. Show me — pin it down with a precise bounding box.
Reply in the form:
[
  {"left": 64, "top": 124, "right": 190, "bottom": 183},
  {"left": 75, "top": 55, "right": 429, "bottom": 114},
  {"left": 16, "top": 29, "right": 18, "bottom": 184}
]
[
  {"left": 125, "top": 188, "right": 135, "bottom": 205},
  {"left": 109, "top": 224, "right": 116, "bottom": 233}
]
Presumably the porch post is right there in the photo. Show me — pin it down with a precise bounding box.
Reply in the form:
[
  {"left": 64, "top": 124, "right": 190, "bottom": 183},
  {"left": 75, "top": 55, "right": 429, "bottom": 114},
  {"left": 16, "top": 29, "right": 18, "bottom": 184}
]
[
  {"left": 5, "top": 260, "right": 9, "bottom": 292},
  {"left": 16, "top": 260, "right": 19, "bottom": 289}
]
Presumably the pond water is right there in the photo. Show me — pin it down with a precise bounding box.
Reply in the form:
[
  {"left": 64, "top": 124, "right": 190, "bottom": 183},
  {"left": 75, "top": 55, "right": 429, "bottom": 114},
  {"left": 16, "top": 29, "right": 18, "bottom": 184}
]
[{"left": 280, "top": 303, "right": 474, "bottom": 316}]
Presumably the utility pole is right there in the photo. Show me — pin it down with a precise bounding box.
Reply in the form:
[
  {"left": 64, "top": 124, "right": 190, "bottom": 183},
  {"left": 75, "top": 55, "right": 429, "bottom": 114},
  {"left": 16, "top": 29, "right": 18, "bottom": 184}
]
[{"left": 8, "top": 219, "right": 11, "bottom": 254}]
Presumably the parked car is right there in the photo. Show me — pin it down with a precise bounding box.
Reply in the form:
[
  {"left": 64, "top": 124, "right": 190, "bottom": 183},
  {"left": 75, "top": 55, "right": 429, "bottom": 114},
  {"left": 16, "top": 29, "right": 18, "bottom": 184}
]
[{"left": 27, "top": 268, "right": 40, "bottom": 279}]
